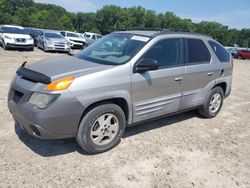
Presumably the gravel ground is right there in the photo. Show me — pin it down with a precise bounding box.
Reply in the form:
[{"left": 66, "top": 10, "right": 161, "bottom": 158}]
[{"left": 0, "top": 48, "right": 250, "bottom": 188}]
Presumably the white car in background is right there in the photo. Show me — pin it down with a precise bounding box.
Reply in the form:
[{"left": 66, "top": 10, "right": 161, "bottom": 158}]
[
  {"left": 83, "top": 32, "right": 102, "bottom": 45},
  {"left": 60, "top": 31, "right": 87, "bottom": 49},
  {"left": 0, "top": 25, "right": 34, "bottom": 51}
]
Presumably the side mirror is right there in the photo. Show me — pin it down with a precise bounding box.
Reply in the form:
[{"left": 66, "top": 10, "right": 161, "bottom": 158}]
[{"left": 134, "top": 58, "right": 159, "bottom": 73}]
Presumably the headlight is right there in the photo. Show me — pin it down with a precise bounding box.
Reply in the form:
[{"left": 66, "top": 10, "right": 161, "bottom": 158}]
[
  {"left": 45, "top": 39, "right": 53, "bottom": 44},
  {"left": 29, "top": 93, "right": 59, "bottom": 109},
  {"left": 28, "top": 37, "right": 33, "bottom": 41},
  {"left": 4, "top": 36, "right": 12, "bottom": 40},
  {"left": 66, "top": 42, "right": 71, "bottom": 46}
]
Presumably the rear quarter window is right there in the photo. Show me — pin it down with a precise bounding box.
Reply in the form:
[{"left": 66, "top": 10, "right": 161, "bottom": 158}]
[
  {"left": 187, "top": 39, "right": 211, "bottom": 64},
  {"left": 209, "top": 41, "right": 230, "bottom": 62}
]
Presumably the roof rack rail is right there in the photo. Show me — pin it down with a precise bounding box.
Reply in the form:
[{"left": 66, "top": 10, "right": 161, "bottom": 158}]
[
  {"left": 121, "top": 27, "right": 163, "bottom": 31},
  {"left": 118, "top": 28, "right": 212, "bottom": 38},
  {"left": 157, "top": 28, "right": 212, "bottom": 38}
]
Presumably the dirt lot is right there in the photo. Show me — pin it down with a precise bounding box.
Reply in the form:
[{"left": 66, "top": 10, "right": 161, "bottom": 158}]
[{"left": 0, "top": 47, "right": 249, "bottom": 188}]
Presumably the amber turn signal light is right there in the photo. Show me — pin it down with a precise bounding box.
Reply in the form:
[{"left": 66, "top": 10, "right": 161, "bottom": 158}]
[{"left": 46, "top": 76, "right": 74, "bottom": 91}]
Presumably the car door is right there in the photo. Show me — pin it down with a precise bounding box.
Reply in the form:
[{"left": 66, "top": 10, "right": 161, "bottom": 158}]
[
  {"left": 180, "top": 38, "right": 216, "bottom": 110},
  {"left": 132, "top": 38, "right": 185, "bottom": 123},
  {"left": 245, "top": 51, "right": 250, "bottom": 59}
]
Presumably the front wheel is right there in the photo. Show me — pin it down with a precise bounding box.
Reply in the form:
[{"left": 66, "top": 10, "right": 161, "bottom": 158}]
[
  {"left": 2, "top": 40, "right": 8, "bottom": 50},
  {"left": 76, "top": 103, "right": 126, "bottom": 154},
  {"left": 198, "top": 87, "right": 224, "bottom": 118}
]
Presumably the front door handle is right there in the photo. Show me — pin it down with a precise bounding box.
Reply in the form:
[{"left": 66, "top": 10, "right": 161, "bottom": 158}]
[
  {"left": 174, "top": 77, "right": 183, "bottom": 82},
  {"left": 207, "top": 72, "right": 214, "bottom": 76}
]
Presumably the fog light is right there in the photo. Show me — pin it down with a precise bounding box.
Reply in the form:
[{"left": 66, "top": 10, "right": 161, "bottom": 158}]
[
  {"left": 29, "top": 92, "right": 59, "bottom": 109},
  {"left": 31, "top": 125, "right": 41, "bottom": 136}
]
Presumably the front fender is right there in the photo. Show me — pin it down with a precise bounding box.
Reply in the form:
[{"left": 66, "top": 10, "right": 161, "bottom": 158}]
[{"left": 73, "top": 90, "right": 133, "bottom": 125}]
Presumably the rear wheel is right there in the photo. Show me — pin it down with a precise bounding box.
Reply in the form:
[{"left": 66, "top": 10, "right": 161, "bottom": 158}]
[
  {"left": 76, "top": 103, "right": 126, "bottom": 154},
  {"left": 198, "top": 87, "right": 224, "bottom": 118}
]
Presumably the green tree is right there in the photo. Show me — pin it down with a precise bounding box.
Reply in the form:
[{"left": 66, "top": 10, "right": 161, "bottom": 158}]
[
  {"left": 0, "top": 0, "right": 249, "bottom": 46},
  {"left": 60, "top": 15, "right": 74, "bottom": 30}
]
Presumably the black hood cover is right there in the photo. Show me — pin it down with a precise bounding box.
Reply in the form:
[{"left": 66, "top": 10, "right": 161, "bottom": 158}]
[{"left": 16, "top": 62, "right": 51, "bottom": 84}]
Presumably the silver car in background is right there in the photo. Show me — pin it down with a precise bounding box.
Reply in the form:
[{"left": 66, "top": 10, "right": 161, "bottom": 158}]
[
  {"left": 37, "top": 32, "right": 70, "bottom": 52},
  {"left": 8, "top": 29, "right": 233, "bottom": 154}
]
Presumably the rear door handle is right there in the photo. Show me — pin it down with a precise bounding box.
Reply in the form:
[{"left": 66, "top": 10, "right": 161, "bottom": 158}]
[
  {"left": 174, "top": 77, "right": 183, "bottom": 82},
  {"left": 207, "top": 72, "right": 214, "bottom": 76}
]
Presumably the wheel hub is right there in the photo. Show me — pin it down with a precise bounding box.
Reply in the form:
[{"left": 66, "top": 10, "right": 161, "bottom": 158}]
[
  {"left": 90, "top": 113, "right": 119, "bottom": 145},
  {"left": 209, "top": 92, "right": 222, "bottom": 114}
]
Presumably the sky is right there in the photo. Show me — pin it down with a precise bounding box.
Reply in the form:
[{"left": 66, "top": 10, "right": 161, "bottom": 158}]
[{"left": 34, "top": 0, "right": 250, "bottom": 29}]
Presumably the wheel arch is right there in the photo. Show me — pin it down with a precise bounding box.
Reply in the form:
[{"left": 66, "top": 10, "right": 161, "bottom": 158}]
[
  {"left": 77, "top": 95, "right": 132, "bottom": 129},
  {"left": 212, "top": 82, "right": 227, "bottom": 95}
]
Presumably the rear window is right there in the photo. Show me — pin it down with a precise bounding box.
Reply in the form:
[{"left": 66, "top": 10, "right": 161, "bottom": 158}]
[
  {"left": 187, "top": 39, "right": 211, "bottom": 64},
  {"left": 209, "top": 41, "right": 230, "bottom": 62}
]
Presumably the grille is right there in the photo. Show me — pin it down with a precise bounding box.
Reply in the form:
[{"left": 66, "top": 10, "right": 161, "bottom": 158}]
[
  {"left": 15, "top": 38, "right": 26, "bottom": 43},
  {"left": 71, "top": 40, "right": 84, "bottom": 44}
]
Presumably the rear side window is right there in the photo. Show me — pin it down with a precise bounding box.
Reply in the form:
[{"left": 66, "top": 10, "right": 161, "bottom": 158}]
[
  {"left": 209, "top": 41, "right": 230, "bottom": 62},
  {"left": 187, "top": 39, "right": 211, "bottom": 64}
]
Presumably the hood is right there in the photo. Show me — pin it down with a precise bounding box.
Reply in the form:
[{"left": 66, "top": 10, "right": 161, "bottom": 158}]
[
  {"left": 3, "top": 33, "right": 31, "bottom": 39},
  {"left": 46, "top": 37, "right": 68, "bottom": 43},
  {"left": 67, "top": 37, "right": 86, "bottom": 42},
  {"left": 26, "top": 56, "right": 113, "bottom": 81}
]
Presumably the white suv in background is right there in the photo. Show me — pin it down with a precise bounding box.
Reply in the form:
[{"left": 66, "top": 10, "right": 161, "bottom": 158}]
[
  {"left": 0, "top": 25, "right": 34, "bottom": 51},
  {"left": 60, "top": 31, "right": 87, "bottom": 49},
  {"left": 83, "top": 32, "right": 102, "bottom": 45}
]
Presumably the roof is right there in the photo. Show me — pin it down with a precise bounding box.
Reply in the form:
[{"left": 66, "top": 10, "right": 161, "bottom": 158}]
[
  {"left": 114, "top": 30, "right": 160, "bottom": 37},
  {"left": 0, "top": 25, "right": 24, "bottom": 29},
  {"left": 114, "top": 28, "right": 212, "bottom": 39}
]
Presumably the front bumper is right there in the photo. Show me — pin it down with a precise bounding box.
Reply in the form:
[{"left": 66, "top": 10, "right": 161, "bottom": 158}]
[
  {"left": 69, "top": 41, "right": 85, "bottom": 49},
  {"left": 6, "top": 43, "right": 34, "bottom": 49},
  {"left": 45, "top": 44, "right": 70, "bottom": 52},
  {"left": 8, "top": 76, "right": 85, "bottom": 140}
]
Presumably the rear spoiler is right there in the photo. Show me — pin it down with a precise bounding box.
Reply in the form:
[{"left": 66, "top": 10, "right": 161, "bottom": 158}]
[{"left": 16, "top": 61, "right": 51, "bottom": 84}]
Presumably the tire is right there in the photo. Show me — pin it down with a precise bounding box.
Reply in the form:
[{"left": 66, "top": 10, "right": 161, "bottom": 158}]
[
  {"left": 2, "top": 40, "right": 8, "bottom": 50},
  {"left": 76, "top": 103, "right": 126, "bottom": 154},
  {"left": 238, "top": 55, "right": 245, "bottom": 60},
  {"left": 198, "top": 87, "right": 224, "bottom": 118},
  {"left": 42, "top": 44, "right": 47, "bottom": 52}
]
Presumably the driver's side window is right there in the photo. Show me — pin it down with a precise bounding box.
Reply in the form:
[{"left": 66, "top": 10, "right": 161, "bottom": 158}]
[{"left": 143, "top": 38, "right": 182, "bottom": 68}]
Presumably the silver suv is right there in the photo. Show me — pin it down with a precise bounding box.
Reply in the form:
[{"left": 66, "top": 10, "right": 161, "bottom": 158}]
[{"left": 8, "top": 30, "right": 233, "bottom": 154}]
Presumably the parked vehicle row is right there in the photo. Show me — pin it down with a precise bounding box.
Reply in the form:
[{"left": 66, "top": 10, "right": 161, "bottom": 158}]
[
  {"left": 226, "top": 46, "right": 250, "bottom": 60},
  {"left": 234, "top": 49, "right": 250, "bottom": 60},
  {"left": 0, "top": 24, "right": 103, "bottom": 52}
]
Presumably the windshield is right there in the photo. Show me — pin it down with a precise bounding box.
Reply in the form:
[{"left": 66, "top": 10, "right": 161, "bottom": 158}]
[
  {"left": 32, "top": 30, "right": 44, "bottom": 36},
  {"left": 2, "top": 27, "right": 26, "bottom": 34},
  {"left": 67, "top": 32, "right": 80, "bottom": 38},
  {"left": 45, "top": 33, "right": 63, "bottom": 39},
  {"left": 75, "top": 33, "right": 150, "bottom": 65}
]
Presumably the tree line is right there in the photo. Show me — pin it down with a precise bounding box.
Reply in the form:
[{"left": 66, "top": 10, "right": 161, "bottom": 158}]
[{"left": 0, "top": 0, "right": 250, "bottom": 47}]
